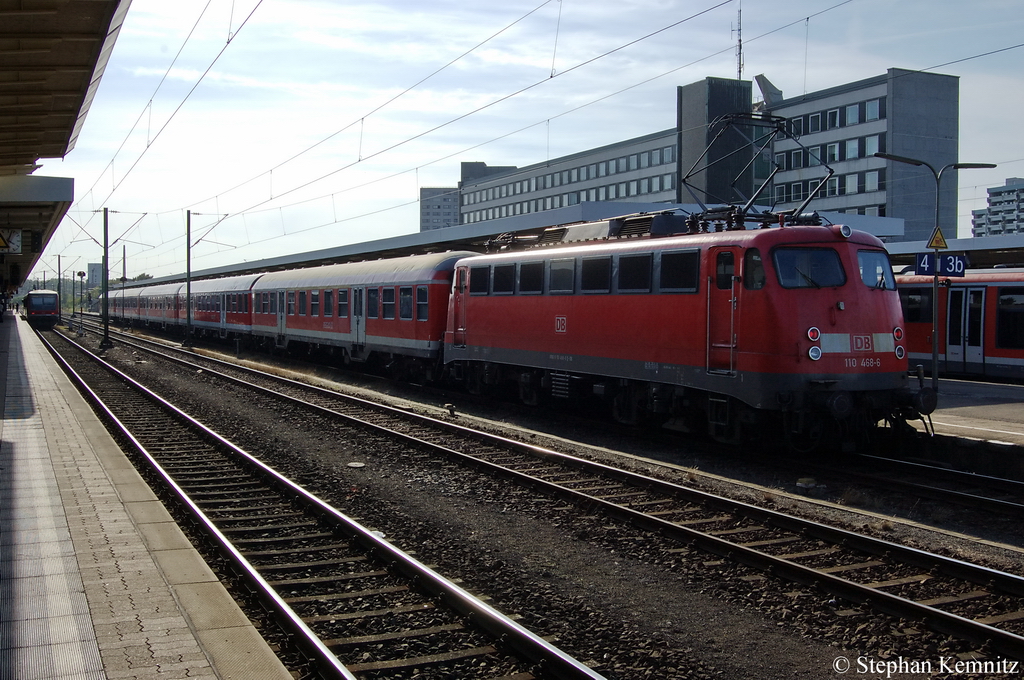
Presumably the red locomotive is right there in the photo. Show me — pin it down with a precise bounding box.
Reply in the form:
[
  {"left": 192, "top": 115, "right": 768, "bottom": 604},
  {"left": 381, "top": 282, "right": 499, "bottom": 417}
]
[{"left": 106, "top": 212, "right": 932, "bottom": 447}]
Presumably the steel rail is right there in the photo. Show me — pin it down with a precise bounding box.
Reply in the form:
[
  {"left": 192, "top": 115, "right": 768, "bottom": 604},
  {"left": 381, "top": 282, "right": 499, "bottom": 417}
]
[
  {"left": 72, "top": 323, "right": 1024, "bottom": 658},
  {"left": 43, "top": 330, "right": 607, "bottom": 680}
]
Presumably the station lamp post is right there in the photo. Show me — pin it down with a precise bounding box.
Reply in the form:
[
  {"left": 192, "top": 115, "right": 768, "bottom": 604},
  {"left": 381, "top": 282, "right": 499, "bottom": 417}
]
[{"left": 873, "top": 153, "right": 996, "bottom": 395}]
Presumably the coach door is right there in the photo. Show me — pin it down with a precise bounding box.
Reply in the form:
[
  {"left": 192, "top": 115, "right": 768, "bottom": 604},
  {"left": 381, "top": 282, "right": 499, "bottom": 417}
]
[
  {"left": 946, "top": 287, "right": 985, "bottom": 373},
  {"left": 276, "top": 291, "right": 286, "bottom": 336},
  {"left": 707, "top": 247, "right": 740, "bottom": 375},
  {"left": 352, "top": 288, "right": 366, "bottom": 348},
  {"left": 452, "top": 267, "right": 468, "bottom": 346}
]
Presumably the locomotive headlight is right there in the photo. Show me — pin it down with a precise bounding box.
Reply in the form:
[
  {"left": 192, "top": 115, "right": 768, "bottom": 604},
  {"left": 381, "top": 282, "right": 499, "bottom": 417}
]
[
  {"left": 893, "top": 327, "right": 904, "bottom": 341},
  {"left": 808, "top": 346, "right": 822, "bottom": 361},
  {"left": 807, "top": 327, "right": 821, "bottom": 342},
  {"left": 895, "top": 346, "right": 906, "bottom": 359}
]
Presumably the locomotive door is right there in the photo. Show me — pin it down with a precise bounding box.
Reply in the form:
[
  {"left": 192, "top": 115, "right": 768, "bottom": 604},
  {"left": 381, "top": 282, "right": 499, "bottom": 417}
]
[
  {"left": 707, "top": 247, "right": 740, "bottom": 375},
  {"left": 946, "top": 287, "right": 985, "bottom": 373}
]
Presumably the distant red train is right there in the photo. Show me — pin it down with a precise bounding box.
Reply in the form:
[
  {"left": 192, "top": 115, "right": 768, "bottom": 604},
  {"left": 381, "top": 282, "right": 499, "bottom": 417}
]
[
  {"left": 107, "top": 212, "right": 932, "bottom": 447},
  {"left": 896, "top": 269, "right": 1024, "bottom": 380}
]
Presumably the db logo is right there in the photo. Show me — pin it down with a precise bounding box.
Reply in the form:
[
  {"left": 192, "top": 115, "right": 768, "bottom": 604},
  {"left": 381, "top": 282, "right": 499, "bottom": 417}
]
[
  {"left": 555, "top": 316, "right": 567, "bottom": 333},
  {"left": 853, "top": 335, "right": 872, "bottom": 352}
]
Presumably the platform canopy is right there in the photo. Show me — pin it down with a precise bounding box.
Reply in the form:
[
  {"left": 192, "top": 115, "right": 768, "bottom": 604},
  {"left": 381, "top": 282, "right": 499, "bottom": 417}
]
[{"left": 0, "top": 0, "right": 131, "bottom": 290}]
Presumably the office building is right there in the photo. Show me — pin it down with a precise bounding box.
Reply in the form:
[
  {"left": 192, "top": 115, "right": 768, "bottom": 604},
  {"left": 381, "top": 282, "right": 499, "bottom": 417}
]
[{"left": 972, "top": 178, "right": 1024, "bottom": 237}]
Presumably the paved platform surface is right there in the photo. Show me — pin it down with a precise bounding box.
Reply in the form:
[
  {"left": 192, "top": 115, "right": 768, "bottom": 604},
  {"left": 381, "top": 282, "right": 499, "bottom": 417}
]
[
  {"left": 0, "top": 313, "right": 292, "bottom": 680},
  {"left": 926, "top": 378, "right": 1024, "bottom": 447}
]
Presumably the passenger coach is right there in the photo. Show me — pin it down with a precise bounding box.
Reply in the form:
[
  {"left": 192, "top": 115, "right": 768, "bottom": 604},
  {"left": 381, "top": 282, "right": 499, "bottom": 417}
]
[
  {"left": 897, "top": 269, "right": 1024, "bottom": 380},
  {"left": 251, "top": 251, "right": 474, "bottom": 380}
]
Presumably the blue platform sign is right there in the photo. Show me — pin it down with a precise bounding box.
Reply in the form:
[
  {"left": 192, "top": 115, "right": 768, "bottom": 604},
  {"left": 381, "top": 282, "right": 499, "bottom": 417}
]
[{"left": 915, "top": 252, "right": 967, "bottom": 277}]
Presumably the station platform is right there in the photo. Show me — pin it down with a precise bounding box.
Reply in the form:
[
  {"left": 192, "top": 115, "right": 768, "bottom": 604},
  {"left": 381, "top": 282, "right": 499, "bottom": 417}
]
[
  {"left": 0, "top": 313, "right": 291, "bottom": 680},
  {"left": 927, "top": 378, "right": 1024, "bottom": 447}
]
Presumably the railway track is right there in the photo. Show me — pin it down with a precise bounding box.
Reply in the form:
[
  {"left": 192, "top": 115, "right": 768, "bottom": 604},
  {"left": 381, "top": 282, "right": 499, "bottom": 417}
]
[
  {"left": 42, "top": 329, "right": 606, "bottom": 680},
  {"left": 61, "top": 322, "right": 1024, "bottom": 661}
]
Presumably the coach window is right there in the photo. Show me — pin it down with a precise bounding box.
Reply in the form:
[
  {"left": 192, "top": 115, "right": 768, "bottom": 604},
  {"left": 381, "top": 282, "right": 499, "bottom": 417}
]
[
  {"left": 298, "top": 291, "right": 307, "bottom": 315},
  {"left": 338, "top": 289, "right": 349, "bottom": 318},
  {"left": 382, "top": 288, "right": 396, "bottom": 319},
  {"left": 898, "top": 288, "right": 931, "bottom": 323},
  {"left": 287, "top": 291, "right": 296, "bottom": 315},
  {"left": 519, "top": 262, "right": 544, "bottom": 294},
  {"left": 581, "top": 257, "right": 611, "bottom": 293},
  {"left": 618, "top": 254, "right": 652, "bottom": 292},
  {"left": 492, "top": 264, "right": 515, "bottom": 294},
  {"left": 660, "top": 250, "right": 700, "bottom": 292},
  {"left": 996, "top": 288, "right": 1024, "bottom": 349},
  {"left": 743, "top": 249, "right": 766, "bottom": 290},
  {"left": 416, "top": 286, "right": 429, "bottom": 320},
  {"left": 269, "top": 292, "right": 277, "bottom": 315},
  {"left": 549, "top": 258, "right": 575, "bottom": 295},
  {"left": 399, "top": 287, "right": 413, "bottom": 319},
  {"left": 470, "top": 266, "right": 490, "bottom": 295},
  {"left": 324, "top": 290, "right": 333, "bottom": 317},
  {"left": 367, "top": 288, "right": 379, "bottom": 319},
  {"left": 310, "top": 290, "right": 320, "bottom": 316}
]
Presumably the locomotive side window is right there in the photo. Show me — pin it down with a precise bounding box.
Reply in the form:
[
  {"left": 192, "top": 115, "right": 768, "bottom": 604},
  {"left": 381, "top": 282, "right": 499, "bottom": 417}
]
[
  {"left": 382, "top": 288, "right": 396, "bottom": 319},
  {"left": 997, "top": 288, "right": 1024, "bottom": 349},
  {"left": 367, "top": 288, "right": 379, "bottom": 318},
  {"left": 743, "top": 249, "right": 766, "bottom": 290},
  {"left": 493, "top": 264, "right": 515, "bottom": 294},
  {"left": 857, "top": 250, "right": 895, "bottom": 289},
  {"left": 581, "top": 257, "right": 611, "bottom": 293},
  {"left": 416, "top": 286, "right": 429, "bottom": 321},
  {"left": 470, "top": 266, "right": 489, "bottom": 295},
  {"left": 773, "top": 248, "right": 846, "bottom": 288},
  {"left": 549, "top": 258, "right": 575, "bottom": 294},
  {"left": 519, "top": 262, "right": 544, "bottom": 294},
  {"left": 660, "top": 250, "right": 700, "bottom": 292},
  {"left": 324, "top": 290, "right": 333, "bottom": 317},
  {"left": 338, "top": 289, "right": 349, "bottom": 318},
  {"left": 619, "top": 254, "right": 652, "bottom": 292},
  {"left": 399, "top": 287, "right": 413, "bottom": 320},
  {"left": 716, "top": 252, "right": 735, "bottom": 289}
]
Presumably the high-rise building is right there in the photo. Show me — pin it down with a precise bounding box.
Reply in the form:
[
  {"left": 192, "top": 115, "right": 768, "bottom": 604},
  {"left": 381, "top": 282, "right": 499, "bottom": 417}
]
[
  {"left": 418, "top": 187, "right": 461, "bottom": 231},
  {"left": 972, "top": 178, "right": 1024, "bottom": 237}
]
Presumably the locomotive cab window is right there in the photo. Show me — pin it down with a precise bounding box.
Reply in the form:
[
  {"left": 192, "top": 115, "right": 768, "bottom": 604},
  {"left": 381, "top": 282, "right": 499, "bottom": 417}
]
[
  {"left": 519, "top": 262, "right": 544, "bottom": 294},
  {"left": 660, "top": 250, "right": 700, "bottom": 292},
  {"left": 743, "top": 249, "right": 766, "bottom": 290},
  {"left": 773, "top": 247, "right": 846, "bottom": 289},
  {"left": 715, "top": 252, "right": 735, "bottom": 289},
  {"left": 858, "top": 250, "right": 895, "bottom": 290},
  {"left": 581, "top": 257, "right": 611, "bottom": 293}
]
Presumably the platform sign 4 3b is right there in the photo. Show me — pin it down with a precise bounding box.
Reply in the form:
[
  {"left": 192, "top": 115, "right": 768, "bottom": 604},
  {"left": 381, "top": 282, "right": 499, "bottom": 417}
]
[{"left": 915, "top": 252, "right": 967, "bottom": 277}]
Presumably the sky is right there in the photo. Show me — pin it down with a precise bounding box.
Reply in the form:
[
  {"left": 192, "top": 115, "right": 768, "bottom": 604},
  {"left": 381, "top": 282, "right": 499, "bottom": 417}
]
[{"left": 31, "top": 0, "right": 1024, "bottom": 282}]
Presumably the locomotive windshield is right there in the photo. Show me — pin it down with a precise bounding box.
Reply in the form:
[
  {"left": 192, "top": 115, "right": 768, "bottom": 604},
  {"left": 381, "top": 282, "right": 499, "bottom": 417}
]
[
  {"left": 773, "top": 248, "right": 846, "bottom": 289},
  {"left": 857, "top": 250, "right": 896, "bottom": 290}
]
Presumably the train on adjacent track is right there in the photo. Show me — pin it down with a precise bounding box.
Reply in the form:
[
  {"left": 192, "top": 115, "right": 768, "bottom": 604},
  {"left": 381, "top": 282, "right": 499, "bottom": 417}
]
[
  {"left": 22, "top": 289, "right": 61, "bottom": 329},
  {"left": 104, "top": 211, "right": 933, "bottom": 447},
  {"left": 896, "top": 269, "right": 1024, "bottom": 381}
]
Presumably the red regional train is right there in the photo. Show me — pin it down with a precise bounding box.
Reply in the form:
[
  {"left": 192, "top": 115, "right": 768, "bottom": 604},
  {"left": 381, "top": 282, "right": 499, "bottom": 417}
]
[
  {"left": 106, "top": 212, "right": 933, "bottom": 446},
  {"left": 896, "top": 269, "right": 1024, "bottom": 380}
]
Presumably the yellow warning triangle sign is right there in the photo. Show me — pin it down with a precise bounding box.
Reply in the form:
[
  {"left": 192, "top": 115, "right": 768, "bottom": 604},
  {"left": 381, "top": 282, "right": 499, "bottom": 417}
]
[
  {"left": 0, "top": 232, "right": 8, "bottom": 250},
  {"left": 927, "top": 226, "right": 948, "bottom": 250}
]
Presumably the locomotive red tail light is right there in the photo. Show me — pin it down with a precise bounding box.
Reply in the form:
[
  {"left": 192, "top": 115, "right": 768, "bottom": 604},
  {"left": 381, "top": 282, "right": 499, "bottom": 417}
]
[
  {"left": 807, "top": 327, "right": 821, "bottom": 342},
  {"left": 893, "top": 327, "right": 904, "bottom": 341}
]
